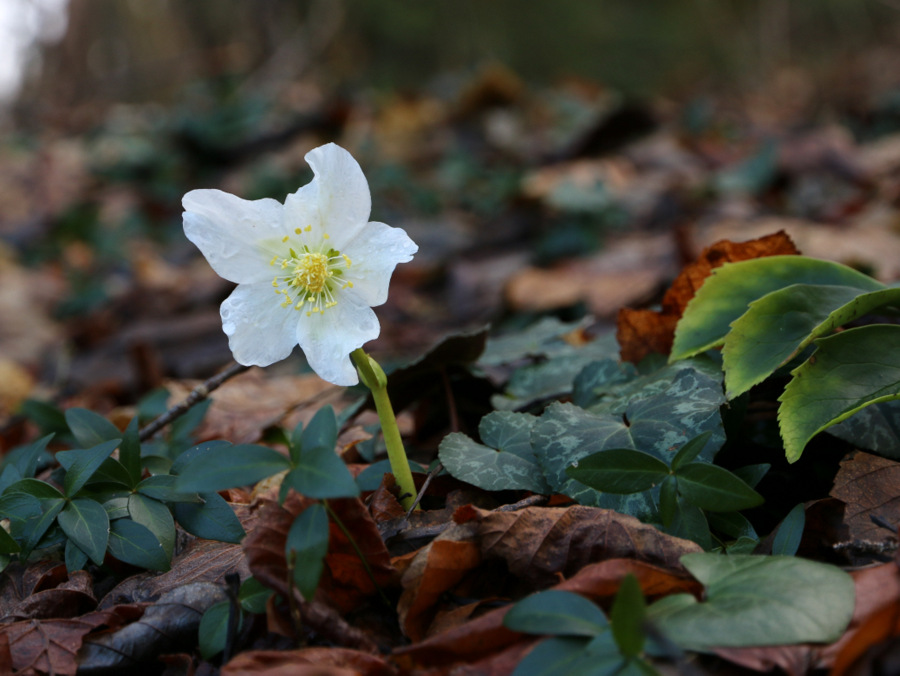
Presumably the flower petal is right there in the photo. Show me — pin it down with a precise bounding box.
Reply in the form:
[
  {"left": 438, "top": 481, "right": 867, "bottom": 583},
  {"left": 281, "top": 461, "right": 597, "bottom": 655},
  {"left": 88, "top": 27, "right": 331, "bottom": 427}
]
[
  {"left": 221, "top": 283, "right": 299, "bottom": 367},
  {"left": 341, "top": 222, "right": 418, "bottom": 307},
  {"left": 183, "top": 189, "right": 285, "bottom": 284},
  {"left": 284, "top": 143, "right": 371, "bottom": 250},
  {"left": 295, "top": 296, "right": 380, "bottom": 385}
]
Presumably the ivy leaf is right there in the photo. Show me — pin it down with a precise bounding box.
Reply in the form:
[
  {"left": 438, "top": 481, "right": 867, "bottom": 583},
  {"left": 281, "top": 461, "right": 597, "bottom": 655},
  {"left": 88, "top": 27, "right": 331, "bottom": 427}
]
[
  {"left": 440, "top": 412, "right": 549, "bottom": 493},
  {"left": 671, "top": 256, "right": 882, "bottom": 361},
  {"left": 566, "top": 449, "right": 669, "bottom": 494},
  {"left": 779, "top": 325, "right": 900, "bottom": 462},
  {"left": 174, "top": 492, "right": 245, "bottom": 544},
  {"left": 648, "top": 554, "right": 855, "bottom": 649},
  {"left": 57, "top": 498, "right": 109, "bottom": 565},
  {"left": 674, "top": 463, "right": 764, "bottom": 512},
  {"left": 285, "top": 503, "right": 330, "bottom": 601},
  {"left": 175, "top": 444, "right": 290, "bottom": 492},
  {"left": 504, "top": 590, "right": 609, "bottom": 637},
  {"left": 57, "top": 439, "right": 121, "bottom": 496},
  {"left": 107, "top": 518, "right": 170, "bottom": 571},
  {"left": 64, "top": 408, "right": 123, "bottom": 449}
]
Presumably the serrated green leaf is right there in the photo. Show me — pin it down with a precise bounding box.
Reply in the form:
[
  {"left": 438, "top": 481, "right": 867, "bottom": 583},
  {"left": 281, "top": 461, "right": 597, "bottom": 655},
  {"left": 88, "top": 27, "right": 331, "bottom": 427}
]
[
  {"left": 174, "top": 492, "right": 245, "bottom": 543},
  {"left": 57, "top": 439, "right": 120, "bottom": 496},
  {"left": 285, "top": 503, "right": 330, "bottom": 601},
  {"left": 282, "top": 446, "right": 358, "bottom": 500},
  {"left": 648, "top": 553, "right": 855, "bottom": 649},
  {"left": 675, "top": 463, "right": 763, "bottom": 512},
  {"left": 239, "top": 577, "right": 273, "bottom": 614},
  {"left": 128, "top": 493, "right": 175, "bottom": 559},
  {"left": 610, "top": 575, "right": 646, "bottom": 658},
  {"left": 65, "top": 539, "right": 88, "bottom": 572},
  {"left": 779, "top": 324, "right": 900, "bottom": 462},
  {"left": 64, "top": 408, "right": 123, "bottom": 449},
  {"left": 107, "top": 518, "right": 170, "bottom": 571},
  {"left": 175, "top": 444, "right": 290, "bottom": 492},
  {"left": 671, "top": 256, "right": 882, "bottom": 361},
  {"left": 772, "top": 503, "right": 805, "bottom": 556},
  {"left": 58, "top": 498, "right": 109, "bottom": 565},
  {"left": 722, "top": 284, "right": 895, "bottom": 399},
  {"left": 504, "top": 590, "right": 609, "bottom": 637},
  {"left": 0, "top": 525, "right": 20, "bottom": 555},
  {"left": 439, "top": 412, "right": 549, "bottom": 493},
  {"left": 566, "top": 449, "right": 669, "bottom": 494}
]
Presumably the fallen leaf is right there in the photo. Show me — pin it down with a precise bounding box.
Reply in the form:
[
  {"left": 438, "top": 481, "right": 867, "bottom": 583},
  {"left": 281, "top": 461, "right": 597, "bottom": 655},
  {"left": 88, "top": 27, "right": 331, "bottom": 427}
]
[
  {"left": 830, "top": 451, "right": 900, "bottom": 546},
  {"left": 617, "top": 230, "right": 799, "bottom": 362},
  {"left": 222, "top": 647, "right": 396, "bottom": 676}
]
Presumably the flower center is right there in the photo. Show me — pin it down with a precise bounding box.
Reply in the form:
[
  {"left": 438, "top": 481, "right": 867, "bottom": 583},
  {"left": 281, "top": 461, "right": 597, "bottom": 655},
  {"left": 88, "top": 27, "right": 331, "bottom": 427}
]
[{"left": 269, "top": 227, "right": 352, "bottom": 316}]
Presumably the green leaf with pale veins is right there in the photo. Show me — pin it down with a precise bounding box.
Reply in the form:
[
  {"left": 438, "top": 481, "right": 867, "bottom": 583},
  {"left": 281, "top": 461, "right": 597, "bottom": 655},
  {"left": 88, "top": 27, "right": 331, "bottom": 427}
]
[
  {"left": 64, "top": 408, "right": 122, "bottom": 449},
  {"left": 440, "top": 412, "right": 549, "bottom": 493},
  {"left": 674, "top": 463, "right": 764, "bottom": 512},
  {"left": 107, "top": 518, "right": 170, "bottom": 571},
  {"left": 58, "top": 498, "right": 109, "bottom": 565},
  {"left": 175, "top": 444, "right": 290, "bottom": 492},
  {"left": 671, "top": 256, "right": 882, "bottom": 362},
  {"left": 779, "top": 324, "right": 900, "bottom": 462},
  {"left": 723, "top": 285, "right": 900, "bottom": 399},
  {"left": 57, "top": 440, "right": 121, "bottom": 496}
]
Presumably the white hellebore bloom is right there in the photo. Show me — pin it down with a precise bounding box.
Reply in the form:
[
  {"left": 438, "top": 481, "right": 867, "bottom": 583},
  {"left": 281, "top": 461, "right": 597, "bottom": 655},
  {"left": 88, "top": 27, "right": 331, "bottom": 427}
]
[{"left": 182, "top": 143, "right": 418, "bottom": 386}]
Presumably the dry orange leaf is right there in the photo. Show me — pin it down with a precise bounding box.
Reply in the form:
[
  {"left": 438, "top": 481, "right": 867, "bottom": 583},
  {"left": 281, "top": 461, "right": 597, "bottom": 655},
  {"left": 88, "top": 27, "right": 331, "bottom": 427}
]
[
  {"left": 617, "top": 230, "right": 799, "bottom": 363},
  {"left": 222, "top": 647, "right": 396, "bottom": 676}
]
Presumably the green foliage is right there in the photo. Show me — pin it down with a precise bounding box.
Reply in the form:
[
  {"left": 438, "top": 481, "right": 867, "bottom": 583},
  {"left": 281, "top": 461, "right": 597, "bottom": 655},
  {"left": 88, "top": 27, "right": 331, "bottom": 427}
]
[
  {"left": 285, "top": 503, "right": 330, "bottom": 601},
  {"left": 670, "top": 254, "right": 900, "bottom": 461},
  {"left": 648, "top": 553, "right": 855, "bottom": 650},
  {"left": 771, "top": 504, "right": 805, "bottom": 556},
  {"left": 198, "top": 576, "right": 274, "bottom": 660}
]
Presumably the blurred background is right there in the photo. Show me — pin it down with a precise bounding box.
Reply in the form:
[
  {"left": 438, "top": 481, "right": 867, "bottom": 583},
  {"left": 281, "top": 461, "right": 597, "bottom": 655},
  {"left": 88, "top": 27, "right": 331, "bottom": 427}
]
[{"left": 4, "top": 0, "right": 900, "bottom": 427}]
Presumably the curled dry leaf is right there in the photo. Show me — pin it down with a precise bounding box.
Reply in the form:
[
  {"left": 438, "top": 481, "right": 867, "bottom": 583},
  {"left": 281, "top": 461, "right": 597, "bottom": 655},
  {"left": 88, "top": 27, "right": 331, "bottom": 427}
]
[
  {"left": 617, "top": 230, "right": 799, "bottom": 363},
  {"left": 830, "top": 450, "right": 900, "bottom": 546},
  {"left": 222, "top": 647, "right": 396, "bottom": 676}
]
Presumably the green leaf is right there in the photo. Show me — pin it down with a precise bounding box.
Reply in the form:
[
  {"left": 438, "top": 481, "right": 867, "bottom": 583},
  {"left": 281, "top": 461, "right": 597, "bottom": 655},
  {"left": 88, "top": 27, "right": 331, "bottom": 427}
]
[
  {"left": 19, "top": 400, "right": 70, "bottom": 439},
  {"left": 65, "top": 539, "right": 88, "bottom": 572},
  {"left": 169, "top": 399, "right": 211, "bottom": 442},
  {"left": 22, "top": 498, "right": 65, "bottom": 557},
  {"left": 671, "top": 256, "right": 883, "bottom": 361},
  {"left": 0, "top": 525, "right": 20, "bottom": 555},
  {"left": 355, "top": 458, "right": 427, "bottom": 492},
  {"left": 58, "top": 498, "right": 109, "bottom": 565},
  {"left": 282, "top": 446, "right": 359, "bottom": 500},
  {"left": 57, "top": 439, "right": 121, "bottom": 496},
  {"left": 512, "top": 636, "right": 624, "bottom": 676},
  {"left": 826, "top": 400, "right": 900, "bottom": 459},
  {"left": 674, "top": 463, "right": 764, "bottom": 512},
  {"left": 658, "top": 476, "right": 677, "bottom": 528},
  {"left": 6, "top": 478, "right": 64, "bottom": 499},
  {"left": 137, "top": 474, "right": 201, "bottom": 503},
  {"left": 707, "top": 511, "right": 758, "bottom": 540},
  {"left": 285, "top": 503, "right": 330, "bottom": 601},
  {"left": 107, "top": 519, "right": 170, "bottom": 571},
  {"left": 198, "top": 600, "right": 235, "bottom": 659},
  {"left": 722, "top": 284, "right": 900, "bottom": 399},
  {"left": 174, "top": 492, "right": 245, "bottom": 544},
  {"left": 732, "top": 463, "right": 770, "bottom": 488},
  {"left": 175, "top": 444, "right": 290, "bottom": 492},
  {"left": 666, "top": 499, "right": 712, "bottom": 550},
  {"left": 779, "top": 325, "right": 900, "bottom": 462},
  {"left": 0, "top": 493, "right": 41, "bottom": 522},
  {"left": 239, "top": 577, "right": 273, "bottom": 614},
  {"left": 772, "top": 503, "right": 805, "bottom": 556},
  {"left": 170, "top": 440, "right": 233, "bottom": 475},
  {"left": 610, "top": 575, "right": 646, "bottom": 658},
  {"left": 670, "top": 431, "right": 712, "bottom": 471},
  {"left": 128, "top": 493, "right": 175, "bottom": 559},
  {"left": 118, "top": 417, "right": 142, "bottom": 487},
  {"left": 440, "top": 412, "right": 549, "bottom": 493},
  {"left": 648, "top": 554, "right": 855, "bottom": 649},
  {"left": 0, "top": 435, "right": 53, "bottom": 487},
  {"left": 64, "top": 408, "right": 122, "bottom": 449},
  {"left": 504, "top": 590, "right": 609, "bottom": 637},
  {"left": 298, "top": 406, "right": 338, "bottom": 455},
  {"left": 566, "top": 449, "right": 669, "bottom": 494}
]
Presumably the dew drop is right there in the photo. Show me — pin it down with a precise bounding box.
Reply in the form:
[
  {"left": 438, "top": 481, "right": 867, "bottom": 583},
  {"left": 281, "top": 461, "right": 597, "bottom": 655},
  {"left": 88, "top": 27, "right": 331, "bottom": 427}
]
[{"left": 571, "top": 460, "right": 579, "bottom": 468}]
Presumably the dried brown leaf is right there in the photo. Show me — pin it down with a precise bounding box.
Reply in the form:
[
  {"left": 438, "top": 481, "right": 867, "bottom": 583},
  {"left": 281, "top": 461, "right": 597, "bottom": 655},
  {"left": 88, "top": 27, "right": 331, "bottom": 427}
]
[
  {"left": 222, "top": 647, "right": 396, "bottom": 676},
  {"left": 831, "top": 451, "right": 900, "bottom": 546}
]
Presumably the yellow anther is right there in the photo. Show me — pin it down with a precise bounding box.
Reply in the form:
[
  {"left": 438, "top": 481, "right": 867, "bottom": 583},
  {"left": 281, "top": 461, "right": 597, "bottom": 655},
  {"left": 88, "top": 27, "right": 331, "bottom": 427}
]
[
  {"left": 342, "top": 254, "right": 352, "bottom": 267},
  {"left": 270, "top": 255, "right": 279, "bottom": 266},
  {"left": 294, "top": 227, "right": 302, "bottom": 235},
  {"left": 304, "top": 225, "right": 312, "bottom": 232},
  {"left": 323, "top": 233, "right": 330, "bottom": 239},
  {"left": 272, "top": 277, "right": 279, "bottom": 287},
  {"left": 282, "top": 235, "right": 290, "bottom": 243}
]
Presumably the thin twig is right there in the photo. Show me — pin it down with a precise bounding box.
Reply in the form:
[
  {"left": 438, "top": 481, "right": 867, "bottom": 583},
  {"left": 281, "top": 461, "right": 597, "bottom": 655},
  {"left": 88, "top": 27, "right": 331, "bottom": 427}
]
[
  {"left": 405, "top": 462, "right": 442, "bottom": 517},
  {"left": 138, "top": 362, "right": 249, "bottom": 441}
]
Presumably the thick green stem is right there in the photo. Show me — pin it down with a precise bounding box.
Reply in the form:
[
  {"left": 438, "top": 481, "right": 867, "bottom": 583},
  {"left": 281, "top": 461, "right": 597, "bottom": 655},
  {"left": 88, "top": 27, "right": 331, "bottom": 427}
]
[{"left": 350, "top": 348, "right": 418, "bottom": 510}]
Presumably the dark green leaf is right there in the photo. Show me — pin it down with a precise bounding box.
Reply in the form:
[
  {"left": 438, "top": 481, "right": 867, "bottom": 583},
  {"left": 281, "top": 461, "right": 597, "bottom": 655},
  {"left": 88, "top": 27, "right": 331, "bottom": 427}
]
[
  {"left": 666, "top": 499, "right": 711, "bottom": 550},
  {"left": 504, "top": 590, "right": 609, "bottom": 637},
  {"left": 22, "top": 498, "right": 64, "bottom": 557},
  {"left": 170, "top": 440, "right": 233, "bottom": 475},
  {"left": 299, "top": 406, "right": 338, "bottom": 454},
  {"left": 707, "top": 511, "right": 758, "bottom": 540},
  {"left": 107, "top": 518, "right": 170, "bottom": 571},
  {"left": 648, "top": 554, "right": 855, "bottom": 649},
  {"left": 282, "top": 446, "right": 359, "bottom": 500},
  {"left": 355, "top": 458, "right": 427, "bottom": 492},
  {"left": 64, "top": 408, "right": 122, "bottom": 449},
  {"left": 5, "top": 478, "right": 63, "bottom": 500},
  {"left": 779, "top": 325, "right": 900, "bottom": 462},
  {"left": 2, "top": 434, "right": 53, "bottom": 483},
  {"left": 198, "top": 600, "right": 234, "bottom": 659},
  {"left": 128, "top": 493, "right": 175, "bottom": 559},
  {"left": 65, "top": 539, "right": 88, "bottom": 572},
  {"left": 611, "top": 574, "right": 646, "bottom": 658},
  {"left": 0, "top": 525, "right": 20, "bottom": 555},
  {"left": 169, "top": 399, "right": 211, "bottom": 442},
  {"left": 58, "top": 498, "right": 109, "bottom": 565},
  {"left": 658, "top": 476, "right": 677, "bottom": 528},
  {"left": 239, "top": 577, "right": 273, "bottom": 614},
  {"left": 102, "top": 495, "right": 130, "bottom": 520},
  {"left": 512, "top": 635, "right": 624, "bottom": 676},
  {"left": 732, "top": 463, "right": 770, "bottom": 488},
  {"left": 58, "top": 439, "right": 120, "bottom": 496},
  {"left": 119, "top": 417, "right": 142, "bottom": 487},
  {"left": 0, "top": 493, "right": 41, "bottom": 521},
  {"left": 675, "top": 464, "right": 764, "bottom": 511},
  {"left": 19, "top": 400, "right": 70, "bottom": 439},
  {"left": 285, "top": 503, "right": 330, "bottom": 601},
  {"left": 566, "top": 449, "right": 669, "bottom": 494},
  {"left": 772, "top": 503, "right": 805, "bottom": 556},
  {"left": 137, "top": 474, "right": 201, "bottom": 503},
  {"left": 175, "top": 444, "right": 290, "bottom": 492},
  {"left": 174, "top": 492, "right": 245, "bottom": 544},
  {"left": 670, "top": 431, "right": 713, "bottom": 471},
  {"left": 671, "top": 256, "right": 882, "bottom": 361}
]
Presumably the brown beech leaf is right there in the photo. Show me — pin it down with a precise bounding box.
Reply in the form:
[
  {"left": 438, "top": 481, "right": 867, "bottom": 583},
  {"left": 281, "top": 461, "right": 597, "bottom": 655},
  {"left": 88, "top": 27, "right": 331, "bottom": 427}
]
[
  {"left": 222, "top": 647, "right": 396, "bottom": 676},
  {"left": 455, "top": 504, "right": 702, "bottom": 588},
  {"left": 617, "top": 230, "right": 799, "bottom": 363},
  {"left": 394, "top": 558, "right": 697, "bottom": 672},
  {"left": 830, "top": 451, "right": 900, "bottom": 545},
  {"left": 1, "top": 608, "right": 128, "bottom": 676},
  {"left": 0, "top": 567, "right": 95, "bottom": 622}
]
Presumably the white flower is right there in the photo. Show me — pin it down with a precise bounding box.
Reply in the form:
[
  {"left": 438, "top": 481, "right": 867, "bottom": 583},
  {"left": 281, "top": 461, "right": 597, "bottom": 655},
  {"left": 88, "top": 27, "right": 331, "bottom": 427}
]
[{"left": 182, "top": 143, "right": 418, "bottom": 386}]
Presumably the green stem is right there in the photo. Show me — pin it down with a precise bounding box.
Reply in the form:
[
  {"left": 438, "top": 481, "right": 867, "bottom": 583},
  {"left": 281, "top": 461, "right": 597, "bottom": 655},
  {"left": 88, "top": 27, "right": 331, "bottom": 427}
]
[{"left": 350, "top": 348, "right": 418, "bottom": 511}]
